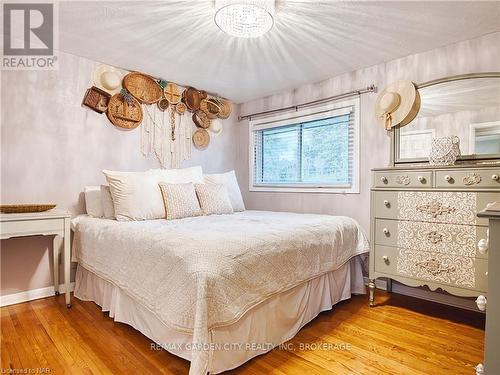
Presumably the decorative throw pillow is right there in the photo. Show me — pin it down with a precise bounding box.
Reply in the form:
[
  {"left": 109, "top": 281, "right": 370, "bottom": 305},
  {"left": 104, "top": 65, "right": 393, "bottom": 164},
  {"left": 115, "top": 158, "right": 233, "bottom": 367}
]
[
  {"left": 159, "top": 183, "right": 203, "bottom": 220},
  {"left": 84, "top": 186, "right": 103, "bottom": 218},
  {"left": 195, "top": 183, "right": 234, "bottom": 216},
  {"left": 100, "top": 185, "right": 115, "bottom": 219},
  {"left": 203, "top": 170, "right": 245, "bottom": 212}
]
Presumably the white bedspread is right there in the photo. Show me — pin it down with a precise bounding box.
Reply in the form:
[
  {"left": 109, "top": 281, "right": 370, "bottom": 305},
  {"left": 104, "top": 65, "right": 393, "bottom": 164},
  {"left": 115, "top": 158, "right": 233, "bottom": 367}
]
[{"left": 72, "top": 210, "right": 369, "bottom": 375}]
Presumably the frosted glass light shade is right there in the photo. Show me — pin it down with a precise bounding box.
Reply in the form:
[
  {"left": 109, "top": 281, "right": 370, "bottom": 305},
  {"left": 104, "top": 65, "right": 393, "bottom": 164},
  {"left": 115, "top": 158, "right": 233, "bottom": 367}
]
[{"left": 214, "top": 0, "right": 275, "bottom": 38}]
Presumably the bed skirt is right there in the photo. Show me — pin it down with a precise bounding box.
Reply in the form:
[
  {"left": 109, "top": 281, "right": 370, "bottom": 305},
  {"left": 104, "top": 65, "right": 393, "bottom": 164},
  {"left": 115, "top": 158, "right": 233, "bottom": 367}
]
[{"left": 74, "top": 255, "right": 366, "bottom": 374}]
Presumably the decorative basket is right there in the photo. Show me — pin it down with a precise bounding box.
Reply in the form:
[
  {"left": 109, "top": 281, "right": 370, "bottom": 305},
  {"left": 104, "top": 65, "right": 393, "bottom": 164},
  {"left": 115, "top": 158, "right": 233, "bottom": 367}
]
[
  {"left": 82, "top": 86, "right": 111, "bottom": 114},
  {"left": 200, "top": 98, "right": 221, "bottom": 119},
  {"left": 429, "top": 136, "right": 461, "bottom": 166},
  {"left": 123, "top": 72, "right": 162, "bottom": 104},
  {"left": 216, "top": 99, "right": 232, "bottom": 119},
  {"left": 0, "top": 204, "right": 56, "bottom": 213},
  {"left": 106, "top": 93, "right": 143, "bottom": 129}
]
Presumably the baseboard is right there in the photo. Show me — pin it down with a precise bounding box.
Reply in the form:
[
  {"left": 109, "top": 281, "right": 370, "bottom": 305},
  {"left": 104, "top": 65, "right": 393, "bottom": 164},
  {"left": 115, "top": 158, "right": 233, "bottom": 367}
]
[
  {"left": 0, "top": 282, "right": 75, "bottom": 307},
  {"left": 363, "top": 277, "right": 479, "bottom": 312}
]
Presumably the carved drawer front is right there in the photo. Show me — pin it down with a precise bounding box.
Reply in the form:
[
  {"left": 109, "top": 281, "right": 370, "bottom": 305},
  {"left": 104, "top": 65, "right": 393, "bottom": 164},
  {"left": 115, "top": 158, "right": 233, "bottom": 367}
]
[
  {"left": 374, "top": 219, "right": 488, "bottom": 259},
  {"left": 435, "top": 169, "right": 500, "bottom": 189},
  {"left": 373, "top": 171, "right": 432, "bottom": 188},
  {"left": 375, "top": 245, "right": 488, "bottom": 292},
  {"left": 398, "top": 191, "right": 477, "bottom": 224},
  {"left": 373, "top": 191, "right": 499, "bottom": 224}
]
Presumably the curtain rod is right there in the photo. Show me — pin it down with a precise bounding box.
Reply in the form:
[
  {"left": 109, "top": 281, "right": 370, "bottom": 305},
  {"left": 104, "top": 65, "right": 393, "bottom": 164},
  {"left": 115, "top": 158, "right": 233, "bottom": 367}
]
[{"left": 239, "top": 85, "right": 377, "bottom": 121}]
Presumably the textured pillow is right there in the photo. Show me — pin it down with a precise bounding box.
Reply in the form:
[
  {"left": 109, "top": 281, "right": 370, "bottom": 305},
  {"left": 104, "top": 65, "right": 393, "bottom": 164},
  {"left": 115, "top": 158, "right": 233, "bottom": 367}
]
[
  {"left": 84, "top": 186, "right": 103, "bottom": 217},
  {"left": 100, "top": 185, "right": 115, "bottom": 219},
  {"left": 159, "top": 183, "right": 203, "bottom": 220},
  {"left": 103, "top": 166, "right": 203, "bottom": 221},
  {"left": 195, "top": 183, "right": 234, "bottom": 215},
  {"left": 203, "top": 170, "right": 245, "bottom": 212}
]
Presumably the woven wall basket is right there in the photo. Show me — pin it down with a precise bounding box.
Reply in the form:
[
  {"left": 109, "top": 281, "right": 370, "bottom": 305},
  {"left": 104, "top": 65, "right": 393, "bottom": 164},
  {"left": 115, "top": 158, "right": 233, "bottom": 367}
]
[
  {"left": 123, "top": 72, "right": 162, "bottom": 104},
  {"left": 193, "top": 110, "right": 211, "bottom": 129},
  {"left": 200, "top": 98, "right": 221, "bottom": 120},
  {"left": 107, "top": 94, "right": 143, "bottom": 129},
  {"left": 217, "top": 99, "right": 232, "bottom": 119},
  {"left": 193, "top": 129, "right": 210, "bottom": 149}
]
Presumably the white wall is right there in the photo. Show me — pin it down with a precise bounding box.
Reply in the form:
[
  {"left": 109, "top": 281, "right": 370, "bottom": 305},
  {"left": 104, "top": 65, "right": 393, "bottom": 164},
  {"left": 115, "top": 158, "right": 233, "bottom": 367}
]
[
  {"left": 0, "top": 51, "right": 240, "bottom": 297},
  {"left": 236, "top": 32, "right": 500, "bottom": 232}
]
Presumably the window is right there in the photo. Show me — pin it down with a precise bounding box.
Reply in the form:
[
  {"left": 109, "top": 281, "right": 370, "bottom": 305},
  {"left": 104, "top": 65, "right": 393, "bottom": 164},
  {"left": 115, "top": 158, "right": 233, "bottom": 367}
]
[
  {"left": 399, "top": 129, "right": 435, "bottom": 159},
  {"left": 249, "top": 98, "right": 360, "bottom": 193},
  {"left": 469, "top": 121, "right": 500, "bottom": 154}
]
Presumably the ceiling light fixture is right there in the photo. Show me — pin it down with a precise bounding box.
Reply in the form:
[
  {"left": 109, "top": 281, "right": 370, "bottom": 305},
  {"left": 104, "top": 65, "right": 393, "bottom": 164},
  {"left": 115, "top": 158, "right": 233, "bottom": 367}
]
[{"left": 214, "top": 0, "right": 275, "bottom": 38}]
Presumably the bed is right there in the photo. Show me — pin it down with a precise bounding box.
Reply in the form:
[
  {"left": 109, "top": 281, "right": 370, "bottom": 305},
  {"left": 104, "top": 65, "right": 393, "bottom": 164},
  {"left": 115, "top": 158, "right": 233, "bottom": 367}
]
[{"left": 72, "top": 210, "right": 369, "bottom": 375}]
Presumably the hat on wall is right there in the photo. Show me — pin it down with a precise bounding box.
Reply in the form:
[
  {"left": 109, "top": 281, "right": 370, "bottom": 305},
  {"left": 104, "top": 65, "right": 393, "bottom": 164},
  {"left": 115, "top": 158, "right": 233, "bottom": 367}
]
[
  {"left": 93, "top": 65, "right": 124, "bottom": 95},
  {"left": 208, "top": 118, "right": 223, "bottom": 136},
  {"left": 375, "top": 80, "right": 421, "bottom": 130}
]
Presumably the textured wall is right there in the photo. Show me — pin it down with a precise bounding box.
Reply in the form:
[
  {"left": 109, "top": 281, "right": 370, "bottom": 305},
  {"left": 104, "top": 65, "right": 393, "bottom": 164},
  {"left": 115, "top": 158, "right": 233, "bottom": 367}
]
[
  {"left": 237, "top": 32, "right": 500, "bottom": 232},
  {"left": 0, "top": 51, "right": 240, "bottom": 296}
]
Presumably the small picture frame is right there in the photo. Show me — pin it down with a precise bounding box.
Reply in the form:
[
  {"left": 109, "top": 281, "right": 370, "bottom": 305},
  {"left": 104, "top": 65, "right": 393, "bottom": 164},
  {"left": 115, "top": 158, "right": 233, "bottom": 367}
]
[{"left": 82, "top": 86, "right": 111, "bottom": 114}]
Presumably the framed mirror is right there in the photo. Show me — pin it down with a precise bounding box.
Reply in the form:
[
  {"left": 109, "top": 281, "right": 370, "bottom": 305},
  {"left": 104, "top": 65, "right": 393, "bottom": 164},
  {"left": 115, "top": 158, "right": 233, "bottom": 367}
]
[{"left": 394, "top": 72, "right": 500, "bottom": 164}]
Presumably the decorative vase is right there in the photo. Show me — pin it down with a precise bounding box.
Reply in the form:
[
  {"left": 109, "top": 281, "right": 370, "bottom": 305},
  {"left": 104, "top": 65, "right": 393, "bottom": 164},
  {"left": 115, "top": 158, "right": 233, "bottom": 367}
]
[{"left": 429, "top": 136, "right": 461, "bottom": 166}]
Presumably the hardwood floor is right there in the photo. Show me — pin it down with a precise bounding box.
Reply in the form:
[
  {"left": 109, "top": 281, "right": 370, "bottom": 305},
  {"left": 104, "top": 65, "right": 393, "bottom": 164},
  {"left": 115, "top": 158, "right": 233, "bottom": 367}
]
[{"left": 1, "top": 292, "right": 484, "bottom": 375}]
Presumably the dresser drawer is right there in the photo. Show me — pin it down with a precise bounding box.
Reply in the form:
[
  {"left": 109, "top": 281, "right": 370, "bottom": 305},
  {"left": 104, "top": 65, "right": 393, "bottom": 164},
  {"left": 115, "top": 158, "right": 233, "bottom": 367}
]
[
  {"left": 373, "top": 171, "right": 432, "bottom": 188},
  {"left": 374, "top": 245, "right": 488, "bottom": 292},
  {"left": 374, "top": 219, "right": 488, "bottom": 259},
  {"left": 372, "top": 191, "right": 499, "bottom": 225},
  {"left": 435, "top": 169, "right": 500, "bottom": 189},
  {"left": 0, "top": 218, "right": 64, "bottom": 238}
]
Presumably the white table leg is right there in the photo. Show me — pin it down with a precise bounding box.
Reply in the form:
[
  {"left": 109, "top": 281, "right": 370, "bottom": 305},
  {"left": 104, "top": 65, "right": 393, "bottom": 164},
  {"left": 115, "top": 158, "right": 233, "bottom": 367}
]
[
  {"left": 64, "top": 218, "right": 71, "bottom": 308},
  {"left": 52, "top": 235, "right": 62, "bottom": 295}
]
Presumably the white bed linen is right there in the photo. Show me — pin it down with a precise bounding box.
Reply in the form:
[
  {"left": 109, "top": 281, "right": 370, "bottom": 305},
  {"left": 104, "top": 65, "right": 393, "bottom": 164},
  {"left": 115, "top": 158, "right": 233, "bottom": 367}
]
[
  {"left": 72, "top": 210, "right": 369, "bottom": 375},
  {"left": 74, "top": 256, "right": 365, "bottom": 374}
]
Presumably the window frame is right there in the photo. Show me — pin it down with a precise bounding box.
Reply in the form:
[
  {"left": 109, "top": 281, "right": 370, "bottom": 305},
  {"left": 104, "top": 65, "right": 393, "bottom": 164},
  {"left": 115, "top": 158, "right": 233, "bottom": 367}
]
[{"left": 248, "top": 98, "right": 360, "bottom": 194}]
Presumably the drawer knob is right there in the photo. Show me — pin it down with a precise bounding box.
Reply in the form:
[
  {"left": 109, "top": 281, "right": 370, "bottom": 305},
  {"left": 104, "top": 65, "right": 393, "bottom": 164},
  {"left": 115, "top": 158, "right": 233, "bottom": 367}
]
[
  {"left": 475, "top": 295, "right": 487, "bottom": 311},
  {"left": 381, "top": 176, "right": 388, "bottom": 184},
  {"left": 382, "top": 255, "right": 389, "bottom": 263},
  {"left": 418, "top": 176, "right": 426, "bottom": 183},
  {"left": 383, "top": 228, "right": 390, "bottom": 235},
  {"left": 477, "top": 239, "right": 488, "bottom": 254},
  {"left": 383, "top": 200, "right": 390, "bottom": 207},
  {"left": 492, "top": 174, "right": 499, "bottom": 181},
  {"left": 444, "top": 175, "right": 452, "bottom": 182}
]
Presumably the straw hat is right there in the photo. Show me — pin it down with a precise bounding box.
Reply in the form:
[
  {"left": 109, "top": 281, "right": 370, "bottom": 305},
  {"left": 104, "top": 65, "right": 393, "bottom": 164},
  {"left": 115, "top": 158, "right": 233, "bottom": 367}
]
[
  {"left": 93, "top": 65, "right": 124, "bottom": 95},
  {"left": 208, "top": 119, "right": 223, "bottom": 136},
  {"left": 375, "top": 80, "right": 421, "bottom": 130}
]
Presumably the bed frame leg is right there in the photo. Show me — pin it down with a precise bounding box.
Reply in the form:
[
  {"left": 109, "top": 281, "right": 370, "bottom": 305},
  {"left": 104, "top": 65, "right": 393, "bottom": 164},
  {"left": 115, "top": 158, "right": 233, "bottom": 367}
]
[
  {"left": 386, "top": 278, "right": 392, "bottom": 293},
  {"left": 369, "top": 279, "right": 375, "bottom": 307}
]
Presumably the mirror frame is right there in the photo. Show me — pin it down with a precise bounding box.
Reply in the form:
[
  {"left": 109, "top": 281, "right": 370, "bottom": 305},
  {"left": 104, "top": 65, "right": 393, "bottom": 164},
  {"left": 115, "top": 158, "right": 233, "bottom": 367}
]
[{"left": 392, "top": 72, "right": 500, "bottom": 165}]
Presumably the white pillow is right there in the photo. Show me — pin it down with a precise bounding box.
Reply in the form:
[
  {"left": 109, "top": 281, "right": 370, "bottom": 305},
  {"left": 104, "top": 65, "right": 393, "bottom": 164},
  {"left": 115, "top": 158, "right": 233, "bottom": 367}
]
[
  {"left": 84, "top": 186, "right": 103, "bottom": 217},
  {"left": 100, "top": 185, "right": 115, "bottom": 219},
  {"left": 203, "top": 170, "right": 245, "bottom": 212},
  {"left": 149, "top": 166, "right": 204, "bottom": 184},
  {"left": 103, "top": 166, "right": 203, "bottom": 221}
]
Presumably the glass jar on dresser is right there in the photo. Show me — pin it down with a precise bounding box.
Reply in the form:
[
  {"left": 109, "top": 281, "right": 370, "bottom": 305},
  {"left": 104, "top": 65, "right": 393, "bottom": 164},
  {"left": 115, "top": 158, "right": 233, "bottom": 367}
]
[{"left": 369, "top": 164, "right": 500, "bottom": 306}]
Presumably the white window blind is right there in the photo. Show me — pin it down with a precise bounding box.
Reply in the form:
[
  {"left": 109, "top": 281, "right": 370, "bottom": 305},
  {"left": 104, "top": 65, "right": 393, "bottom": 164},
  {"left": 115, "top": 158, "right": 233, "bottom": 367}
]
[{"left": 250, "top": 99, "right": 359, "bottom": 193}]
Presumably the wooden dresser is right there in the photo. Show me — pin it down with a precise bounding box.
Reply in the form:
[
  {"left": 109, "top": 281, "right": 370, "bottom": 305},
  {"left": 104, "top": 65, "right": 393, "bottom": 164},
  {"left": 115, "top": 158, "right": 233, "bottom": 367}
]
[{"left": 368, "top": 164, "right": 500, "bottom": 306}]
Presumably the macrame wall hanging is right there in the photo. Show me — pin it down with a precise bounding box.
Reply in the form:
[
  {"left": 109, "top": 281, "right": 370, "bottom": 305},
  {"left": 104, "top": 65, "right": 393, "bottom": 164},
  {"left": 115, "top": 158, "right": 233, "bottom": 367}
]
[
  {"left": 141, "top": 104, "right": 192, "bottom": 168},
  {"left": 82, "top": 65, "right": 232, "bottom": 169}
]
